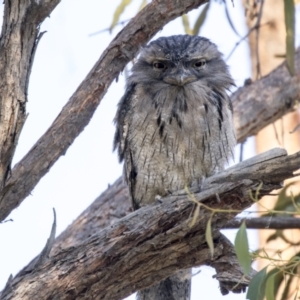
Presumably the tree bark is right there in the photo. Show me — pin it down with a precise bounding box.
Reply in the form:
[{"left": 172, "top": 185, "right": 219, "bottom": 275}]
[
  {"left": 0, "top": 0, "right": 61, "bottom": 187},
  {"left": 1, "top": 148, "right": 299, "bottom": 300},
  {"left": 232, "top": 47, "right": 300, "bottom": 143}
]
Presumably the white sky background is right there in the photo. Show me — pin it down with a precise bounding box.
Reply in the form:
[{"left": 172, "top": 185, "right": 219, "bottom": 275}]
[{"left": 0, "top": 1, "right": 299, "bottom": 299}]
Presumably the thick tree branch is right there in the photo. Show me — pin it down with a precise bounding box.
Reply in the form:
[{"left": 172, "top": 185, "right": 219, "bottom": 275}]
[
  {"left": 232, "top": 47, "right": 300, "bottom": 143},
  {"left": 0, "top": 0, "right": 209, "bottom": 222},
  {"left": 1, "top": 148, "right": 299, "bottom": 300},
  {"left": 52, "top": 146, "right": 300, "bottom": 256},
  {"left": 0, "top": 0, "right": 60, "bottom": 188}
]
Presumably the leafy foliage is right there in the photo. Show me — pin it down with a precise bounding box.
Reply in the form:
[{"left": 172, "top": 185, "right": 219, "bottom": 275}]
[
  {"left": 247, "top": 266, "right": 268, "bottom": 300},
  {"left": 247, "top": 254, "right": 300, "bottom": 300}
]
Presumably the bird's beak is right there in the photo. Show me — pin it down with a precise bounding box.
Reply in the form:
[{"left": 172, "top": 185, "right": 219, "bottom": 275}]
[{"left": 163, "top": 74, "right": 197, "bottom": 86}]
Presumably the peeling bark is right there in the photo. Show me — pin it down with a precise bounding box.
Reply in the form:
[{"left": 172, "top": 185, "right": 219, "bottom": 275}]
[{"left": 1, "top": 148, "right": 299, "bottom": 300}]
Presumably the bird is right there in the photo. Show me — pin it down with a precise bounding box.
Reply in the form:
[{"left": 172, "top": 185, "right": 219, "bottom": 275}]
[{"left": 113, "top": 35, "right": 236, "bottom": 300}]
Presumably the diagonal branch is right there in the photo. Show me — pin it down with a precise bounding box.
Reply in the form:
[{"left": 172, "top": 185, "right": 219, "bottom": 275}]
[
  {"left": 0, "top": 0, "right": 209, "bottom": 222},
  {"left": 1, "top": 148, "right": 299, "bottom": 300}
]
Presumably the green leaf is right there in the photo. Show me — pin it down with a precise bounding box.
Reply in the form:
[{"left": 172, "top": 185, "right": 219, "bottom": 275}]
[
  {"left": 265, "top": 272, "right": 276, "bottom": 300},
  {"left": 273, "top": 182, "right": 294, "bottom": 211},
  {"left": 264, "top": 183, "right": 300, "bottom": 216},
  {"left": 110, "top": 0, "right": 132, "bottom": 32},
  {"left": 284, "top": 0, "right": 295, "bottom": 75},
  {"left": 264, "top": 267, "right": 284, "bottom": 300},
  {"left": 192, "top": 3, "right": 210, "bottom": 36},
  {"left": 272, "top": 269, "right": 284, "bottom": 298},
  {"left": 189, "top": 203, "right": 200, "bottom": 228},
  {"left": 205, "top": 216, "right": 214, "bottom": 257},
  {"left": 246, "top": 266, "right": 268, "bottom": 300},
  {"left": 234, "top": 221, "right": 251, "bottom": 275},
  {"left": 181, "top": 14, "right": 193, "bottom": 35}
]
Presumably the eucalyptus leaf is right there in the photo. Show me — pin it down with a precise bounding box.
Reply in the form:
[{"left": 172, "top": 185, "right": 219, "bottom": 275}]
[
  {"left": 265, "top": 272, "right": 276, "bottom": 300},
  {"left": 246, "top": 266, "right": 268, "bottom": 300},
  {"left": 234, "top": 221, "right": 251, "bottom": 275},
  {"left": 223, "top": 0, "right": 240, "bottom": 37},
  {"left": 181, "top": 14, "right": 193, "bottom": 35},
  {"left": 284, "top": 0, "right": 295, "bottom": 75},
  {"left": 110, "top": 0, "right": 132, "bottom": 32},
  {"left": 205, "top": 216, "right": 214, "bottom": 257},
  {"left": 193, "top": 3, "right": 210, "bottom": 36}
]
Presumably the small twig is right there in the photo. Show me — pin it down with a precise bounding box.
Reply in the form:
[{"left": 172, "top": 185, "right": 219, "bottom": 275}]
[
  {"left": 280, "top": 117, "right": 284, "bottom": 147},
  {"left": 272, "top": 122, "right": 282, "bottom": 146},
  {"left": 0, "top": 218, "right": 13, "bottom": 223},
  {"left": 226, "top": 22, "right": 269, "bottom": 61},
  {"left": 279, "top": 231, "right": 300, "bottom": 246},
  {"left": 290, "top": 122, "right": 300, "bottom": 134},
  {"left": 34, "top": 208, "right": 57, "bottom": 268},
  {"left": 255, "top": 0, "right": 265, "bottom": 79},
  {"left": 192, "top": 269, "right": 201, "bottom": 277},
  {"left": 239, "top": 140, "right": 245, "bottom": 162},
  {"left": 223, "top": 0, "right": 241, "bottom": 37},
  {"left": 89, "top": 19, "right": 131, "bottom": 36},
  {"left": 223, "top": 217, "right": 300, "bottom": 229},
  {"left": 26, "top": 31, "right": 47, "bottom": 95}
]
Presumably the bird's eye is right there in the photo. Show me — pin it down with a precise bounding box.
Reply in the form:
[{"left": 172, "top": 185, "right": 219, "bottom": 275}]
[
  {"left": 194, "top": 59, "right": 206, "bottom": 68},
  {"left": 153, "top": 62, "right": 166, "bottom": 69}
]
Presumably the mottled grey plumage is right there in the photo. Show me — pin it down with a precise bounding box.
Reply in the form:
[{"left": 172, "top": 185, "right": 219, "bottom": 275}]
[{"left": 114, "top": 35, "right": 236, "bottom": 300}]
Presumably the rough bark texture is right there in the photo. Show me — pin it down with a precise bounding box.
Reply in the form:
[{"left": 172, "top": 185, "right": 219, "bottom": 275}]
[
  {"left": 232, "top": 48, "right": 300, "bottom": 143},
  {"left": 1, "top": 148, "right": 299, "bottom": 300},
  {"left": 0, "top": 0, "right": 61, "bottom": 188}
]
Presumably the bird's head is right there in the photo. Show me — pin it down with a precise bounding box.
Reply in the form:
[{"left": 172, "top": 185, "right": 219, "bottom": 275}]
[{"left": 129, "top": 35, "right": 234, "bottom": 90}]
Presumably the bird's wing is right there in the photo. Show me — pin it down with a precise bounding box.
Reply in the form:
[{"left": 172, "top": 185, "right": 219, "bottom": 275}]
[{"left": 113, "top": 83, "right": 136, "bottom": 162}]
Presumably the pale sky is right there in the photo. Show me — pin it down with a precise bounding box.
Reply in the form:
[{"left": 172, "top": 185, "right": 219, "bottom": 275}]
[{"left": 0, "top": 1, "right": 299, "bottom": 299}]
